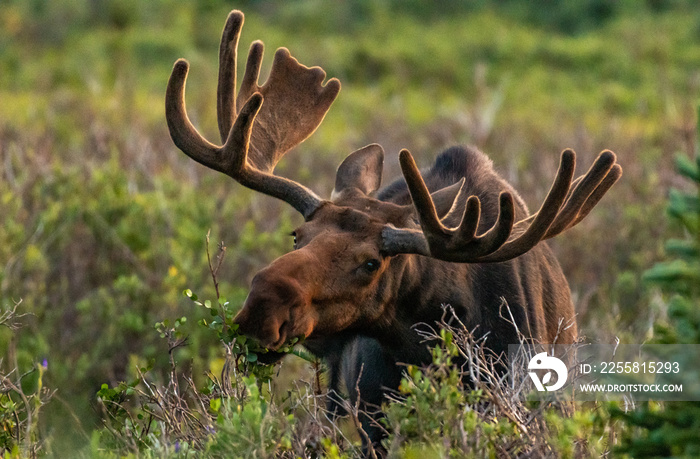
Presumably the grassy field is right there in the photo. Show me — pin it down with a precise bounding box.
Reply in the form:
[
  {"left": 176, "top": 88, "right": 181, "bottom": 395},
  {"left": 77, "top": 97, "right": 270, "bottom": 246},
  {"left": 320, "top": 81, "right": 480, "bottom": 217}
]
[{"left": 1, "top": 0, "right": 700, "bottom": 456}]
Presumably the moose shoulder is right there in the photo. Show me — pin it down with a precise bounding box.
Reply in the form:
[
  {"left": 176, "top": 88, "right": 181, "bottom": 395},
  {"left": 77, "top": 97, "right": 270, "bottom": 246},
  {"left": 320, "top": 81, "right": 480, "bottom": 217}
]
[{"left": 165, "top": 10, "right": 622, "bottom": 453}]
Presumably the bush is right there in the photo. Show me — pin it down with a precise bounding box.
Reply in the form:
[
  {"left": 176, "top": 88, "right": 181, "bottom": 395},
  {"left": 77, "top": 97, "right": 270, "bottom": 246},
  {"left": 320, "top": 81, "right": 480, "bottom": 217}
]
[
  {"left": 380, "top": 315, "right": 614, "bottom": 458},
  {"left": 610, "top": 127, "right": 700, "bottom": 457},
  {"left": 0, "top": 301, "right": 53, "bottom": 458}
]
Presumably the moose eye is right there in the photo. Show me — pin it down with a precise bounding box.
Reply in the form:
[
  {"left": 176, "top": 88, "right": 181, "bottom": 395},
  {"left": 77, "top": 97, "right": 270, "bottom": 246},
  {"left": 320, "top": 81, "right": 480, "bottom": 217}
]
[{"left": 363, "top": 259, "right": 381, "bottom": 273}]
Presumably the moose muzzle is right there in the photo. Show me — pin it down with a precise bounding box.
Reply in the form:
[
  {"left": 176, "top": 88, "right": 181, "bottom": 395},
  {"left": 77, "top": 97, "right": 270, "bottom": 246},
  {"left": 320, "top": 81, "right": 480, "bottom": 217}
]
[{"left": 234, "top": 262, "right": 317, "bottom": 350}]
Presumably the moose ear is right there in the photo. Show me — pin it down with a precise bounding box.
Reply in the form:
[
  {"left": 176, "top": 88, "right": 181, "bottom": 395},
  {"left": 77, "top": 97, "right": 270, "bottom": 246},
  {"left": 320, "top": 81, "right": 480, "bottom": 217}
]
[
  {"left": 400, "top": 178, "right": 468, "bottom": 224},
  {"left": 430, "top": 178, "right": 467, "bottom": 219},
  {"left": 332, "top": 144, "right": 384, "bottom": 199}
]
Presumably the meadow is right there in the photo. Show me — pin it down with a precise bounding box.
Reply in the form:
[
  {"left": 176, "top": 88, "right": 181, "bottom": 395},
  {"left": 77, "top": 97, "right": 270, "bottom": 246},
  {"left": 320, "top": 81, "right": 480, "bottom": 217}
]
[{"left": 1, "top": 0, "right": 699, "bottom": 456}]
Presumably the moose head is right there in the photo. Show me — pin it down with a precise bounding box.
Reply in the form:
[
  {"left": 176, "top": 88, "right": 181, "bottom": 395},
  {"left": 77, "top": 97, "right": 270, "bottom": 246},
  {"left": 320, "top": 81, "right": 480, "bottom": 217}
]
[{"left": 166, "top": 11, "right": 621, "bottom": 353}]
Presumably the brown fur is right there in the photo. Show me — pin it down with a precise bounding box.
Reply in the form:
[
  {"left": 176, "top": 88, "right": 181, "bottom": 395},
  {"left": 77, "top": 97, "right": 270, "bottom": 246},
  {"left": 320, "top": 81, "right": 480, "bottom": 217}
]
[{"left": 234, "top": 146, "right": 577, "bottom": 452}]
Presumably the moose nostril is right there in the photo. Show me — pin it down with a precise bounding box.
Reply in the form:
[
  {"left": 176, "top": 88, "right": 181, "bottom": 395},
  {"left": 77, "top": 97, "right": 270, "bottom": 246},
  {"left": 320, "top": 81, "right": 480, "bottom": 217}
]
[
  {"left": 233, "top": 301, "right": 286, "bottom": 349},
  {"left": 234, "top": 272, "right": 309, "bottom": 348},
  {"left": 275, "top": 320, "right": 289, "bottom": 346}
]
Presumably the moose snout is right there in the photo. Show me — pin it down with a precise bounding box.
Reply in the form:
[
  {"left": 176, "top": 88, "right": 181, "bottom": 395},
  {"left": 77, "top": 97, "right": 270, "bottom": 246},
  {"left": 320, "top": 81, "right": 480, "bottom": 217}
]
[
  {"left": 233, "top": 302, "right": 285, "bottom": 349},
  {"left": 233, "top": 270, "right": 313, "bottom": 350}
]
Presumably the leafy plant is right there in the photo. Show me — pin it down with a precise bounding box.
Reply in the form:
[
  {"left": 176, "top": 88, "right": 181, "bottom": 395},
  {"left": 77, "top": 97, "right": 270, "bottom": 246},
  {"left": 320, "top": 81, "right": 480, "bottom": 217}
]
[
  {"left": 0, "top": 301, "right": 53, "bottom": 458},
  {"left": 610, "top": 125, "right": 700, "bottom": 457},
  {"left": 92, "top": 231, "right": 330, "bottom": 457},
  {"left": 382, "top": 316, "right": 613, "bottom": 458}
]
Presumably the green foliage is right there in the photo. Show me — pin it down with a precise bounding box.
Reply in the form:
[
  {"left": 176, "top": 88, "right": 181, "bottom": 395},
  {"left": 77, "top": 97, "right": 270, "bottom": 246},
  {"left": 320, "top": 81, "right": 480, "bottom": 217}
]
[
  {"left": 643, "top": 154, "right": 700, "bottom": 299},
  {"left": 644, "top": 154, "right": 700, "bottom": 346},
  {"left": 183, "top": 286, "right": 301, "bottom": 384},
  {"left": 204, "top": 377, "right": 295, "bottom": 457},
  {"left": 0, "top": 302, "right": 53, "bottom": 458},
  {"left": 544, "top": 407, "right": 614, "bottom": 459},
  {"left": 611, "top": 128, "right": 700, "bottom": 457},
  {"left": 383, "top": 330, "right": 507, "bottom": 456},
  {"left": 92, "top": 311, "right": 621, "bottom": 457},
  {"left": 93, "top": 285, "right": 299, "bottom": 456},
  {"left": 92, "top": 304, "right": 339, "bottom": 458},
  {"left": 383, "top": 328, "right": 613, "bottom": 457}
]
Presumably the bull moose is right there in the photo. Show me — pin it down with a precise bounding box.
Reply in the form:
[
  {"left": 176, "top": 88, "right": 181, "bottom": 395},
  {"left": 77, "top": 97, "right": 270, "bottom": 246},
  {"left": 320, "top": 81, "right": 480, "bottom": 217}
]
[{"left": 165, "top": 10, "right": 622, "bottom": 453}]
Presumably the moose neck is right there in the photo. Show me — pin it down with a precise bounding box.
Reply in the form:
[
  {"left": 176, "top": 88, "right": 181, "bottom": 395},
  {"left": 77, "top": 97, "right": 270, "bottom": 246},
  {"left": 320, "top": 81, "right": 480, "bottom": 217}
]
[{"left": 366, "top": 247, "right": 568, "bottom": 362}]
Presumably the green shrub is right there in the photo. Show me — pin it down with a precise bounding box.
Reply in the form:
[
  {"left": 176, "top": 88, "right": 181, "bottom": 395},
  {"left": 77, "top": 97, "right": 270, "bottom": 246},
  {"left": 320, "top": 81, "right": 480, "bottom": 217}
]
[
  {"left": 0, "top": 301, "right": 53, "bottom": 458},
  {"left": 610, "top": 131, "right": 700, "bottom": 457},
  {"left": 381, "top": 321, "right": 613, "bottom": 458}
]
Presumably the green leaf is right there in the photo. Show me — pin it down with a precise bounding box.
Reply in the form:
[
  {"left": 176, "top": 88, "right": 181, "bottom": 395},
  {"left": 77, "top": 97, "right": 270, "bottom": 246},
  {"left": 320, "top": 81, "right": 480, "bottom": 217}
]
[
  {"left": 675, "top": 154, "right": 700, "bottom": 183},
  {"left": 643, "top": 260, "right": 700, "bottom": 284},
  {"left": 210, "top": 398, "right": 222, "bottom": 413},
  {"left": 665, "top": 239, "right": 700, "bottom": 260},
  {"left": 291, "top": 349, "right": 316, "bottom": 363},
  {"left": 184, "top": 289, "right": 198, "bottom": 301}
]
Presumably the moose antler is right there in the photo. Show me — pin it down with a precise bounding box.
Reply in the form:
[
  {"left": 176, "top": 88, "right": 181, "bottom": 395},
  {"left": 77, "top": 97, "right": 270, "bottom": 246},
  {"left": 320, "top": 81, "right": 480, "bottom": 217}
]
[
  {"left": 165, "top": 10, "right": 340, "bottom": 219},
  {"left": 383, "top": 149, "right": 622, "bottom": 262}
]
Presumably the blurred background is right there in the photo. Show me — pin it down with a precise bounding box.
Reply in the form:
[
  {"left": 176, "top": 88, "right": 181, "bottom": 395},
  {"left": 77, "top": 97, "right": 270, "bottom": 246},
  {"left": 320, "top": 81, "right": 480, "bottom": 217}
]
[{"left": 1, "top": 0, "right": 698, "bottom": 452}]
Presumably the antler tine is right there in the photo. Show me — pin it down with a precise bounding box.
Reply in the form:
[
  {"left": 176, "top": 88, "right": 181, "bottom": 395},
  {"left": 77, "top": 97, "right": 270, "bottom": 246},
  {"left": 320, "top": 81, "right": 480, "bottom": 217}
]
[
  {"left": 564, "top": 162, "right": 622, "bottom": 229},
  {"left": 217, "top": 10, "right": 244, "bottom": 144},
  {"left": 166, "top": 10, "right": 341, "bottom": 219},
  {"left": 398, "top": 149, "right": 516, "bottom": 261},
  {"left": 399, "top": 149, "right": 445, "bottom": 235},
  {"left": 384, "top": 148, "right": 620, "bottom": 263},
  {"left": 166, "top": 60, "right": 224, "bottom": 173},
  {"left": 468, "top": 192, "right": 515, "bottom": 258},
  {"left": 237, "top": 40, "right": 264, "bottom": 117},
  {"left": 512, "top": 151, "right": 621, "bottom": 236},
  {"left": 477, "top": 149, "right": 575, "bottom": 262},
  {"left": 542, "top": 150, "right": 618, "bottom": 237},
  {"left": 454, "top": 196, "right": 481, "bottom": 242}
]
